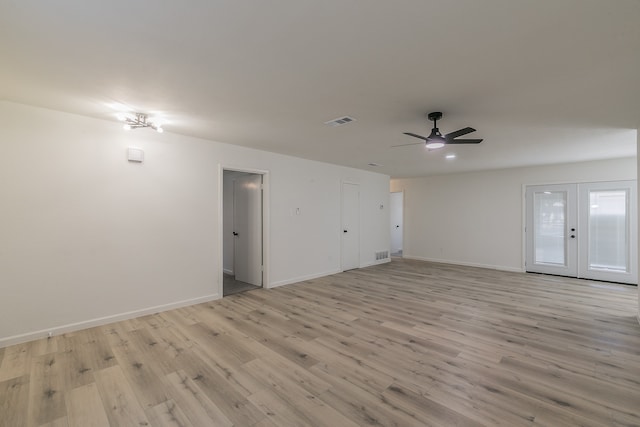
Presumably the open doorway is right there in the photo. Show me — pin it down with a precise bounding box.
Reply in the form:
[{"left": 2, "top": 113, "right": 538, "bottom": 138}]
[
  {"left": 223, "top": 169, "right": 264, "bottom": 296},
  {"left": 390, "top": 191, "right": 403, "bottom": 257}
]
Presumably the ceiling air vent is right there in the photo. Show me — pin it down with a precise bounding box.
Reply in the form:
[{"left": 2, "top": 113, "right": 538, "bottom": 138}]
[{"left": 324, "top": 116, "right": 356, "bottom": 127}]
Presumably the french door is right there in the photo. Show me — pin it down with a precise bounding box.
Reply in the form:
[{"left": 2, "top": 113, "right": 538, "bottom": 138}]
[{"left": 525, "top": 181, "right": 637, "bottom": 284}]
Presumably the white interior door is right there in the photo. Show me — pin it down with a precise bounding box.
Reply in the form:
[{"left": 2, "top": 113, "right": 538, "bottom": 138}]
[
  {"left": 578, "top": 181, "right": 637, "bottom": 284},
  {"left": 341, "top": 182, "right": 360, "bottom": 271},
  {"left": 526, "top": 181, "right": 637, "bottom": 284},
  {"left": 390, "top": 192, "right": 403, "bottom": 255},
  {"left": 233, "top": 174, "right": 263, "bottom": 286},
  {"left": 526, "top": 184, "right": 578, "bottom": 277}
]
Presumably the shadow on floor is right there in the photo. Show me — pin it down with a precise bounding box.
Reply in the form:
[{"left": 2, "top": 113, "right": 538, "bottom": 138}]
[{"left": 223, "top": 273, "right": 262, "bottom": 296}]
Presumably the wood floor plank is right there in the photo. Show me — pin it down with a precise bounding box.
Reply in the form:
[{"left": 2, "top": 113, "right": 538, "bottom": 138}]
[
  {"left": 381, "top": 382, "right": 485, "bottom": 427},
  {"left": 27, "top": 354, "right": 66, "bottom": 427},
  {"left": 37, "top": 416, "right": 68, "bottom": 427},
  {"left": 164, "top": 370, "right": 233, "bottom": 427},
  {"left": 0, "top": 342, "right": 32, "bottom": 382},
  {"left": 65, "top": 383, "right": 110, "bottom": 427},
  {"left": 316, "top": 381, "right": 427, "bottom": 427},
  {"left": 0, "top": 375, "right": 30, "bottom": 427},
  {"left": 2, "top": 258, "right": 639, "bottom": 426},
  {"left": 145, "top": 399, "right": 193, "bottom": 427},
  {"left": 92, "top": 365, "right": 150, "bottom": 427},
  {"left": 107, "top": 329, "right": 169, "bottom": 409},
  {"left": 168, "top": 348, "right": 266, "bottom": 426},
  {"left": 31, "top": 336, "right": 58, "bottom": 358},
  {"left": 247, "top": 388, "right": 361, "bottom": 427}
]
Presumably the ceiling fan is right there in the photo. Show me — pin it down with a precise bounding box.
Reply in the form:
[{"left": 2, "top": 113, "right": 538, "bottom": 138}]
[{"left": 395, "top": 112, "right": 482, "bottom": 149}]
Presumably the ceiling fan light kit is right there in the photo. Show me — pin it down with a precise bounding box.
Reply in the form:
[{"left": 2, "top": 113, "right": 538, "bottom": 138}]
[
  {"left": 425, "top": 141, "right": 445, "bottom": 149},
  {"left": 397, "top": 111, "right": 482, "bottom": 150}
]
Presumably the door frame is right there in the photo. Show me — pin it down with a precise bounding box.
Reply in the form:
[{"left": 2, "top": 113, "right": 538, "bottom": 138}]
[{"left": 219, "top": 165, "right": 270, "bottom": 297}]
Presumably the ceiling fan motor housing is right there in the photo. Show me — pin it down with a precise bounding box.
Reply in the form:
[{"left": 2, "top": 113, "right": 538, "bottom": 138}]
[{"left": 427, "top": 112, "right": 443, "bottom": 122}]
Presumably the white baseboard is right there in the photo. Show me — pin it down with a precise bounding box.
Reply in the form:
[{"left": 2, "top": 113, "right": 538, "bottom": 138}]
[
  {"left": 269, "top": 269, "right": 342, "bottom": 289},
  {"left": 0, "top": 293, "right": 220, "bottom": 349},
  {"left": 403, "top": 255, "right": 523, "bottom": 273},
  {"left": 223, "top": 268, "right": 234, "bottom": 275},
  {"left": 361, "top": 258, "right": 392, "bottom": 268}
]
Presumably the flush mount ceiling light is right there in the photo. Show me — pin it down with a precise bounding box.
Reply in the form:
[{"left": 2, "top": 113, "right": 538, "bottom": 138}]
[{"left": 119, "top": 113, "right": 164, "bottom": 133}]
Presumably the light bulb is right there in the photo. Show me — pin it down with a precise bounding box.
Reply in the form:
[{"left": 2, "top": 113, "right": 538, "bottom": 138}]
[
  {"left": 156, "top": 127, "right": 164, "bottom": 133},
  {"left": 425, "top": 141, "right": 445, "bottom": 149},
  {"left": 123, "top": 124, "right": 132, "bottom": 130}
]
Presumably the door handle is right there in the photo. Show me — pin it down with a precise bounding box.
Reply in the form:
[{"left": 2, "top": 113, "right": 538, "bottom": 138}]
[{"left": 233, "top": 232, "right": 239, "bottom": 236}]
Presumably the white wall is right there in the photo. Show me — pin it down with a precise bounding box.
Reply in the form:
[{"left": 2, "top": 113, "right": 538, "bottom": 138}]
[
  {"left": 0, "top": 101, "right": 390, "bottom": 346},
  {"left": 391, "top": 157, "right": 636, "bottom": 272}
]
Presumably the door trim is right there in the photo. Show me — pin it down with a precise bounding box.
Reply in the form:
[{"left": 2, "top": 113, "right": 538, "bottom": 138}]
[{"left": 219, "top": 165, "right": 270, "bottom": 297}]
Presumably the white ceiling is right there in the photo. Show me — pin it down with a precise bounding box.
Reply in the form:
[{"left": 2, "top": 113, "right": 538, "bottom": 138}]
[{"left": 1, "top": 0, "right": 638, "bottom": 178}]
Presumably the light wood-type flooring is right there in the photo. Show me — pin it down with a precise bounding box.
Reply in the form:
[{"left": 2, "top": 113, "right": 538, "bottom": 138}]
[
  {"left": 1, "top": 258, "right": 639, "bottom": 426},
  {"left": 223, "top": 274, "right": 262, "bottom": 297}
]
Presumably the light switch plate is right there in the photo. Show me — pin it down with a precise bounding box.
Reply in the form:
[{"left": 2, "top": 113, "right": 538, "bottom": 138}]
[{"left": 127, "top": 147, "right": 144, "bottom": 163}]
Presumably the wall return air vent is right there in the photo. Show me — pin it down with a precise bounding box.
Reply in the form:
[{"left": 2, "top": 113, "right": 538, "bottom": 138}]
[{"left": 324, "top": 116, "right": 356, "bottom": 127}]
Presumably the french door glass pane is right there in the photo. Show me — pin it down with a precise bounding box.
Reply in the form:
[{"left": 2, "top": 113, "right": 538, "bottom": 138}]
[
  {"left": 588, "top": 190, "right": 628, "bottom": 272},
  {"left": 534, "top": 191, "right": 566, "bottom": 265}
]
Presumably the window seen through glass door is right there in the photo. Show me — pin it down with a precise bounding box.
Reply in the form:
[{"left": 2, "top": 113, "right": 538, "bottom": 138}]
[
  {"left": 588, "top": 190, "right": 628, "bottom": 272},
  {"left": 534, "top": 191, "right": 566, "bottom": 265}
]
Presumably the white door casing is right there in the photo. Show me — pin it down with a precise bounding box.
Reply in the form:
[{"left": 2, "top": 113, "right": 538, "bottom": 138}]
[{"left": 341, "top": 182, "right": 360, "bottom": 271}]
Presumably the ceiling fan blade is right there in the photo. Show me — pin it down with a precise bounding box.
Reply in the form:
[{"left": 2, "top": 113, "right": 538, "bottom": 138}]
[
  {"left": 445, "top": 127, "right": 476, "bottom": 140},
  {"left": 403, "top": 132, "right": 429, "bottom": 141},
  {"left": 391, "top": 141, "right": 424, "bottom": 148},
  {"left": 446, "top": 138, "right": 483, "bottom": 144}
]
